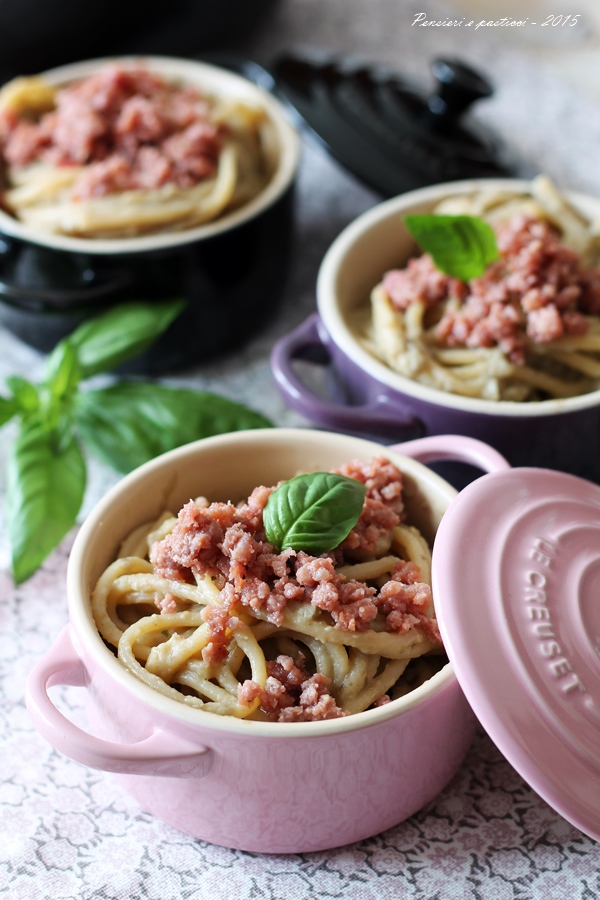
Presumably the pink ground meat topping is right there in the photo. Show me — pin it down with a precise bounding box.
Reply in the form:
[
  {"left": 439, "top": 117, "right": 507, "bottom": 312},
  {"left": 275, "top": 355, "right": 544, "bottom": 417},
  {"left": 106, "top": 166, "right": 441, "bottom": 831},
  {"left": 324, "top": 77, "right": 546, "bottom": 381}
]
[
  {"left": 334, "top": 457, "right": 405, "bottom": 556},
  {"left": 383, "top": 214, "right": 600, "bottom": 364},
  {"left": 378, "top": 561, "right": 440, "bottom": 644},
  {"left": 200, "top": 605, "right": 242, "bottom": 665},
  {"left": 238, "top": 653, "right": 347, "bottom": 722},
  {"left": 383, "top": 255, "right": 467, "bottom": 311},
  {"left": 0, "top": 66, "right": 223, "bottom": 199},
  {"left": 154, "top": 592, "right": 179, "bottom": 614},
  {"left": 149, "top": 457, "right": 437, "bottom": 641}
]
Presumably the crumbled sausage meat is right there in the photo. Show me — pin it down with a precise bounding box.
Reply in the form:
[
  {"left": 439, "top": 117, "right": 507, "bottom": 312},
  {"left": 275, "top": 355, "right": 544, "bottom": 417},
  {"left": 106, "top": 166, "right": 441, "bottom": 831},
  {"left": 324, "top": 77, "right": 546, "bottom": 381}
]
[
  {"left": 200, "top": 605, "right": 242, "bottom": 665},
  {"left": 377, "top": 561, "right": 440, "bottom": 644},
  {"left": 150, "top": 457, "right": 434, "bottom": 639},
  {"left": 238, "top": 653, "right": 346, "bottom": 722},
  {"left": 0, "top": 66, "right": 223, "bottom": 199},
  {"left": 150, "top": 457, "right": 439, "bottom": 721},
  {"left": 383, "top": 214, "right": 600, "bottom": 365}
]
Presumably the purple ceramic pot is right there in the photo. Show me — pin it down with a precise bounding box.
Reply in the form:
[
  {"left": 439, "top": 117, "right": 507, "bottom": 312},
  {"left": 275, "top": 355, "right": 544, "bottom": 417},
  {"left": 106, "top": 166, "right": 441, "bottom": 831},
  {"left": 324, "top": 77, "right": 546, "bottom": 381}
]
[{"left": 271, "top": 180, "right": 600, "bottom": 483}]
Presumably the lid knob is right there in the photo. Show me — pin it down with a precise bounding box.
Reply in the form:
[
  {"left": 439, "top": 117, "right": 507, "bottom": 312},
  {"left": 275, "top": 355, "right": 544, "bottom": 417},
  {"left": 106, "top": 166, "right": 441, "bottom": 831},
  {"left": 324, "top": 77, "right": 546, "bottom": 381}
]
[
  {"left": 428, "top": 58, "right": 494, "bottom": 122},
  {"left": 272, "top": 51, "right": 511, "bottom": 195}
]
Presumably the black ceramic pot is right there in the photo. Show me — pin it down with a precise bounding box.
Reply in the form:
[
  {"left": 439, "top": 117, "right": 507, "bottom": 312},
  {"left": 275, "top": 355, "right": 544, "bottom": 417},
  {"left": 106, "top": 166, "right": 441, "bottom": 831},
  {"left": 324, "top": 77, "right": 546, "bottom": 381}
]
[
  {"left": 0, "top": 0, "right": 281, "bottom": 78},
  {"left": 0, "top": 56, "right": 299, "bottom": 373}
]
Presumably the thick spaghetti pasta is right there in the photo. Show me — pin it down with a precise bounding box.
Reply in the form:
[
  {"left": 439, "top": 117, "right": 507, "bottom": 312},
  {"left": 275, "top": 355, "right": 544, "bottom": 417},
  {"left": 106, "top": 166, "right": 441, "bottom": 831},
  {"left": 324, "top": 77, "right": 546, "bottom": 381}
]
[
  {"left": 0, "top": 65, "right": 276, "bottom": 238},
  {"left": 92, "top": 457, "right": 445, "bottom": 721},
  {"left": 361, "top": 176, "right": 600, "bottom": 401}
]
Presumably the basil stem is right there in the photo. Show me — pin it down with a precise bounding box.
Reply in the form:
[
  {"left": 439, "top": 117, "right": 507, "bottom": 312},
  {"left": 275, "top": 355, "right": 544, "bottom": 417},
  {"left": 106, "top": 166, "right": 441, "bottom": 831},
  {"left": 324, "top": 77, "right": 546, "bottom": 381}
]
[{"left": 43, "top": 340, "right": 81, "bottom": 400}]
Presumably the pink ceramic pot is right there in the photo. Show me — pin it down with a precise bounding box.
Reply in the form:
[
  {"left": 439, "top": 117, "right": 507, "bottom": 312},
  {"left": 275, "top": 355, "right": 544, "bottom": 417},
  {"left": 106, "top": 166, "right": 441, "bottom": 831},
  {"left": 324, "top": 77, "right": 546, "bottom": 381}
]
[{"left": 25, "top": 428, "right": 509, "bottom": 853}]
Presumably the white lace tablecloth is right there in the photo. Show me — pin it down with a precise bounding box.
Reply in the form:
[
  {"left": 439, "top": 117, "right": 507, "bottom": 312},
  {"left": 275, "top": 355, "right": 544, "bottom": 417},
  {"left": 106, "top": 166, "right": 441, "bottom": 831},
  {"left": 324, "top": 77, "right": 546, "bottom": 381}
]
[{"left": 2, "top": 2, "right": 600, "bottom": 897}]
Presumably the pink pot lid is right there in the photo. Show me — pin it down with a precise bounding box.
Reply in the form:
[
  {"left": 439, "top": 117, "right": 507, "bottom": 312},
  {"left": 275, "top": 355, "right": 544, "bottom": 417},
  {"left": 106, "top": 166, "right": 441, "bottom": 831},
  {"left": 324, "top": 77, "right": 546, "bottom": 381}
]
[{"left": 433, "top": 467, "right": 600, "bottom": 842}]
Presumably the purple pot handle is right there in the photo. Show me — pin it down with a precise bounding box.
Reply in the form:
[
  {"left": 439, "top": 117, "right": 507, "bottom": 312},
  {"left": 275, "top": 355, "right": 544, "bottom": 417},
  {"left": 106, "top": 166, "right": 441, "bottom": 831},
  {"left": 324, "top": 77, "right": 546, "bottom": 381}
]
[
  {"left": 25, "top": 625, "right": 213, "bottom": 779},
  {"left": 271, "top": 313, "right": 424, "bottom": 439},
  {"left": 391, "top": 434, "right": 511, "bottom": 474}
]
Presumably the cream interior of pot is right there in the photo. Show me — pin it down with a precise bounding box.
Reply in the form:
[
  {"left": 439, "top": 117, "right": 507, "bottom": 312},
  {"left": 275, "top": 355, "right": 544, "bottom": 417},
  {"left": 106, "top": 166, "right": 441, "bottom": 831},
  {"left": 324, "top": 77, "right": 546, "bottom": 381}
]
[
  {"left": 71, "top": 429, "right": 456, "bottom": 668},
  {"left": 0, "top": 55, "right": 300, "bottom": 254},
  {"left": 319, "top": 178, "right": 600, "bottom": 415}
]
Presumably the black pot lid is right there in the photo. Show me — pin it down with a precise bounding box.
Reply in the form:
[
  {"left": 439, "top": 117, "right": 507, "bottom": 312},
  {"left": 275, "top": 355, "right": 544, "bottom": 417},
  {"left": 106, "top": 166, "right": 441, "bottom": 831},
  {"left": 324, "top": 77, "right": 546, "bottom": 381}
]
[{"left": 272, "top": 53, "right": 513, "bottom": 197}]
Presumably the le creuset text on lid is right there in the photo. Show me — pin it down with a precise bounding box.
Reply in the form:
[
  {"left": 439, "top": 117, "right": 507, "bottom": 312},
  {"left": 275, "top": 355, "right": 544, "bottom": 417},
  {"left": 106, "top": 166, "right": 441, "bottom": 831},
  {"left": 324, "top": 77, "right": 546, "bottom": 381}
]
[{"left": 432, "top": 466, "right": 600, "bottom": 843}]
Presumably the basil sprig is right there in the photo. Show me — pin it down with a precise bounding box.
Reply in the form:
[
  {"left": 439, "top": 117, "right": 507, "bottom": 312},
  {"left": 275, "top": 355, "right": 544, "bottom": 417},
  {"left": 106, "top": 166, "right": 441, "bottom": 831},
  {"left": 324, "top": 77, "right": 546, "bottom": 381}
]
[
  {"left": 68, "top": 300, "right": 186, "bottom": 378},
  {"left": 7, "top": 421, "right": 86, "bottom": 584},
  {"left": 0, "top": 299, "right": 271, "bottom": 583},
  {"left": 404, "top": 213, "right": 500, "bottom": 281},
  {"left": 74, "top": 382, "right": 271, "bottom": 474},
  {"left": 263, "top": 472, "right": 366, "bottom": 555}
]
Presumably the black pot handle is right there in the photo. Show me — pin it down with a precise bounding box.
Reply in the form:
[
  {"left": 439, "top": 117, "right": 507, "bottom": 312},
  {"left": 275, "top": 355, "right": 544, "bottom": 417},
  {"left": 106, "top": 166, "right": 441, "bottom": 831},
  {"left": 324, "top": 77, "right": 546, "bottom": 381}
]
[
  {"left": 0, "top": 231, "right": 17, "bottom": 258},
  {"left": 0, "top": 235, "right": 133, "bottom": 310},
  {"left": 0, "top": 272, "right": 133, "bottom": 310}
]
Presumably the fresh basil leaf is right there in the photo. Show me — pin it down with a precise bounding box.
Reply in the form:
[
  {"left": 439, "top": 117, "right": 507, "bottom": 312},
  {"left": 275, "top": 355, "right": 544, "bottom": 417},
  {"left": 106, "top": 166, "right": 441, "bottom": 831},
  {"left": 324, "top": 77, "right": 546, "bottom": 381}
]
[
  {"left": 6, "top": 376, "right": 40, "bottom": 416},
  {"left": 7, "top": 421, "right": 86, "bottom": 583},
  {"left": 44, "top": 339, "right": 81, "bottom": 400},
  {"left": 263, "top": 472, "right": 366, "bottom": 554},
  {"left": 0, "top": 395, "right": 16, "bottom": 427},
  {"left": 69, "top": 298, "right": 185, "bottom": 378},
  {"left": 74, "top": 382, "right": 272, "bottom": 473},
  {"left": 404, "top": 214, "right": 500, "bottom": 281}
]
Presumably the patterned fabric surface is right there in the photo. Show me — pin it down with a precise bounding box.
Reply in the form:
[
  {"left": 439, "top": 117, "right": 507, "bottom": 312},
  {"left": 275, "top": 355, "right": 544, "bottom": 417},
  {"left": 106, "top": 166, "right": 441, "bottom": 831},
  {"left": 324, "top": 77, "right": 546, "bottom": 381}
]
[
  {"left": 2, "top": 543, "right": 599, "bottom": 900},
  {"left": 1, "top": 1, "right": 600, "bottom": 897}
]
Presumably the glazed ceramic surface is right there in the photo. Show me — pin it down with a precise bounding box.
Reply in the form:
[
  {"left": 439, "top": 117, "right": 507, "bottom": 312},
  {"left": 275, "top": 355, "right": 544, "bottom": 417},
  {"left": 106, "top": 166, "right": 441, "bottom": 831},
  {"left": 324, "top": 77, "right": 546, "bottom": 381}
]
[
  {"left": 271, "top": 179, "right": 600, "bottom": 483},
  {"left": 433, "top": 465, "right": 600, "bottom": 843},
  {"left": 25, "top": 429, "right": 508, "bottom": 853},
  {"left": 0, "top": 1, "right": 280, "bottom": 75},
  {"left": 273, "top": 55, "right": 511, "bottom": 197},
  {"left": 0, "top": 56, "right": 300, "bottom": 372}
]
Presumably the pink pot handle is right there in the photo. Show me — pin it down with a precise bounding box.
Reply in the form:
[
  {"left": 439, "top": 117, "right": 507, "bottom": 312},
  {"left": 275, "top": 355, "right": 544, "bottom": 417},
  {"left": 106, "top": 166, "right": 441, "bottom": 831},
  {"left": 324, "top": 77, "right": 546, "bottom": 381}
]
[
  {"left": 391, "top": 434, "right": 511, "bottom": 474},
  {"left": 25, "top": 625, "right": 213, "bottom": 779}
]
